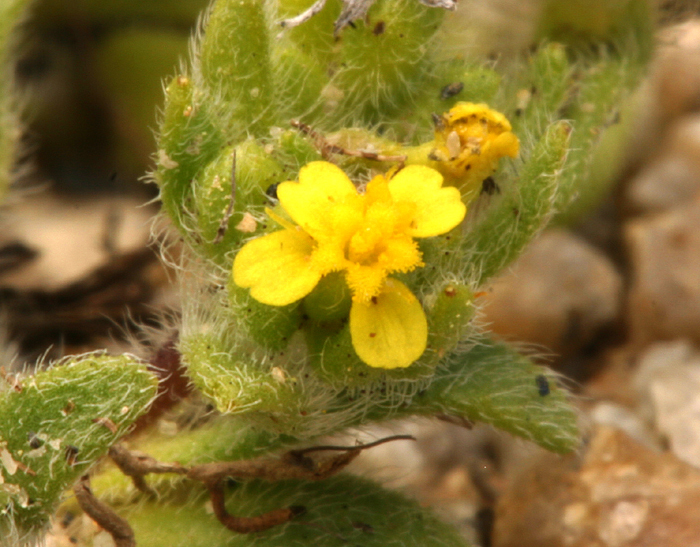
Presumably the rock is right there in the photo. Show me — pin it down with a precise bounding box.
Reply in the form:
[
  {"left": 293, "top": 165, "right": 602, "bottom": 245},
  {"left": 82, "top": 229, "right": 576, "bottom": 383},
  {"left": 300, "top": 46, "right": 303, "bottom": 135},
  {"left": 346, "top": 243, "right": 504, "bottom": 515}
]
[
  {"left": 344, "top": 421, "right": 538, "bottom": 545},
  {"left": 655, "top": 20, "right": 700, "bottom": 122},
  {"left": 0, "top": 192, "right": 175, "bottom": 359},
  {"left": 480, "top": 229, "right": 623, "bottom": 359},
  {"left": 634, "top": 340, "right": 700, "bottom": 469},
  {"left": 625, "top": 200, "right": 700, "bottom": 345},
  {"left": 0, "top": 193, "right": 153, "bottom": 291},
  {"left": 582, "top": 346, "right": 640, "bottom": 408},
  {"left": 493, "top": 425, "right": 700, "bottom": 547},
  {"left": 624, "top": 20, "right": 700, "bottom": 176},
  {"left": 588, "top": 401, "right": 657, "bottom": 450},
  {"left": 624, "top": 115, "right": 700, "bottom": 216}
]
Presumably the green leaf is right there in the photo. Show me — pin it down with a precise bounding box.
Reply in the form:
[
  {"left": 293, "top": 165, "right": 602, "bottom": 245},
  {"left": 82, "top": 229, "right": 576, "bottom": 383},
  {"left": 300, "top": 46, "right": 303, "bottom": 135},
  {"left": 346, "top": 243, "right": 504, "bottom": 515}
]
[
  {"left": 328, "top": 0, "right": 445, "bottom": 128},
  {"left": 0, "top": 354, "right": 157, "bottom": 539},
  {"left": 120, "top": 474, "right": 471, "bottom": 547},
  {"left": 419, "top": 337, "right": 580, "bottom": 454},
  {"left": 462, "top": 120, "right": 571, "bottom": 286},
  {"left": 553, "top": 51, "right": 647, "bottom": 223},
  {"left": 506, "top": 42, "right": 573, "bottom": 138},
  {"left": 156, "top": 73, "right": 226, "bottom": 236},
  {"left": 198, "top": 0, "right": 275, "bottom": 138}
]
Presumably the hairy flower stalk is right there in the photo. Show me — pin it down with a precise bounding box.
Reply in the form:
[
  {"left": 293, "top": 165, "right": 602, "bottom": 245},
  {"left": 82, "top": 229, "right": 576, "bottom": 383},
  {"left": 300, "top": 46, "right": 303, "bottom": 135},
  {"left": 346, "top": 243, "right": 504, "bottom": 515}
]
[{"left": 233, "top": 161, "right": 466, "bottom": 368}]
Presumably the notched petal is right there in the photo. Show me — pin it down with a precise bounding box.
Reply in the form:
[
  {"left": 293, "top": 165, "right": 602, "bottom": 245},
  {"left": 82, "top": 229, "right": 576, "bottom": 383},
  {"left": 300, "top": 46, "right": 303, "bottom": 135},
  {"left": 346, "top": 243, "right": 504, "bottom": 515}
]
[
  {"left": 388, "top": 165, "right": 466, "bottom": 237},
  {"left": 349, "top": 279, "right": 427, "bottom": 368},
  {"left": 233, "top": 230, "right": 321, "bottom": 306},
  {"left": 277, "top": 161, "right": 357, "bottom": 238}
]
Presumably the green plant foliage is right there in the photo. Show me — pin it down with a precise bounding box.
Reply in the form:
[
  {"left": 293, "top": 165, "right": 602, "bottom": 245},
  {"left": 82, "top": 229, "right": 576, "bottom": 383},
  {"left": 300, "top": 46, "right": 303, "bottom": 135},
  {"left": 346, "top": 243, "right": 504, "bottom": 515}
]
[
  {"left": 417, "top": 337, "right": 579, "bottom": 454},
  {"left": 552, "top": 49, "right": 648, "bottom": 223},
  {"left": 117, "top": 474, "right": 468, "bottom": 547},
  {"left": 0, "top": 0, "right": 659, "bottom": 544},
  {"left": 0, "top": 354, "right": 157, "bottom": 542},
  {"left": 152, "top": 0, "right": 656, "bottom": 460},
  {"left": 461, "top": 120, "right": 571, "bottom": 285},
  {"left": 534, "top": 0, "right": 654, "bottom": 223},
  {"left": 156, "top": 73, "right": 226, "bottom": 235},
  {"left": 198, "top": 0, "right": 275, "bottom": 138},
  {"left": 0, "top": 0, "right": 31, "bottom": 200}
]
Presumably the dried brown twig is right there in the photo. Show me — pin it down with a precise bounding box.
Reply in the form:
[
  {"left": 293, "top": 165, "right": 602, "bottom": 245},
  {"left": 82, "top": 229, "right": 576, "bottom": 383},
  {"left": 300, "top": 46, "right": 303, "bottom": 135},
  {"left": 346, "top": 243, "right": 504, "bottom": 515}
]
[
  {"left": 108, "top": 444, "right": 187, "bottom": 497},
  {"left": 279, "top": 0, "right": 455, "bottom": 35},
  {"left": 74, "top": 475, "right": 135, "bottom": 547},
  {"left": 291, "top": 120, "right": 407, "bottom": 163},
  {"left": 91, "top": 434, "right": 416, "bottom": 539}
]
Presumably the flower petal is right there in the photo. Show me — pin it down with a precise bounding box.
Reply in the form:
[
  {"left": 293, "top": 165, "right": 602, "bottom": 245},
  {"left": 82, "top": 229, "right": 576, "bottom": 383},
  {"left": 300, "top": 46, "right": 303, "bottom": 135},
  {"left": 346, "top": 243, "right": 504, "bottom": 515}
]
[
  {"left": 345, "top": 263, "right": 387, "bottom": 303},
  {"left": 378, "top": 235, "right": 423, "bottom": 273},
  {"left": 349, "top": 278, "right": 427, "bottom": 368},
  {"left": 233, "top": 229, "right": 321, "bottom": 306},
  {"left": 490, "top": 131, "right": 520, "bottom": 158},
  {"left": 277, "top": 161, "right": 358, "bottom": 239},
  {"left": 387, "top": 165, "right": 466, "bottom": 238}
]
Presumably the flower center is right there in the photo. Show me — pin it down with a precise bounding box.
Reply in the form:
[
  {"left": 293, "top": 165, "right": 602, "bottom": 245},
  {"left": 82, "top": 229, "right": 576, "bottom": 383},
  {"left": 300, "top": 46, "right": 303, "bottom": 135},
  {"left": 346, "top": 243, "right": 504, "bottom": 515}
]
[
  {"left": 324, "top": 176, "right": 423, "bottom": 303},
  {"left": 348, "top": 201, "right": 394, "bottom": 265}
]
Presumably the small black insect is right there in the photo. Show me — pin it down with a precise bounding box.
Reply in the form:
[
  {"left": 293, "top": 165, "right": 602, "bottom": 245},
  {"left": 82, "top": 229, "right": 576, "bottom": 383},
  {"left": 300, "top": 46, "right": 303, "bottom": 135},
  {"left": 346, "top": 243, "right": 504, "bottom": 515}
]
[
  {"left": 535, "top": 374, "right": 550, "bottom": 397},
  {"left": 27, "top": 431, "right": 42, "bottom": 449},
  {"left": 266, "top": 182, "right": 280, "bottom": 200},
  {"left": 440, "top": 81, "right": 464, "bottom": 100},
  {"left": 65, "top": 445, "right": 80, "bottom": 466},
  {"left": 480, "top": 177, "right": 500, "bottom": 196}
]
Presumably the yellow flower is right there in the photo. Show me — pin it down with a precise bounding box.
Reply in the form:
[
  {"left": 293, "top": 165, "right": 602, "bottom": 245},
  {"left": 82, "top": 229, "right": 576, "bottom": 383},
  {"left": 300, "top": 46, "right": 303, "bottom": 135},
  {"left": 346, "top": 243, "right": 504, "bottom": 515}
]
[
  {"left": 429, "top": 102, "right": 519, "bottom": 191},
  {"left": 233, "top": 161, "right": 466, "bottom": 369}
]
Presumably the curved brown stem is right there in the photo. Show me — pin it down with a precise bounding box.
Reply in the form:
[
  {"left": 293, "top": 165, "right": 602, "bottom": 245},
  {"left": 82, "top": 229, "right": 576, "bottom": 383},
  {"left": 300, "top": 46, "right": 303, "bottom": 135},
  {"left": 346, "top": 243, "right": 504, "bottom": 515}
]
[
  {"left": 74, "top": 475, "right": 135, "bottom": 547},
  {"left": 208, "top": 482, "right": 305, "bottom": 533}
]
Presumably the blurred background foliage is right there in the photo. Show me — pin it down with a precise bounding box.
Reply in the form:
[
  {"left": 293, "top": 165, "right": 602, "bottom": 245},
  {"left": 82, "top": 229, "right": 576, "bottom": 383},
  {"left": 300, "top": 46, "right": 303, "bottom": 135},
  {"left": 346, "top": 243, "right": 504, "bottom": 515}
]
[
  {"left": 6, "top": 0, "right": 691, "bottom": 199},
  {"left": 13, "top": 0, "right": 208, "bottom": 195},
  {"left": 7, "top": 0, "right": 674, "bottom": 197}
]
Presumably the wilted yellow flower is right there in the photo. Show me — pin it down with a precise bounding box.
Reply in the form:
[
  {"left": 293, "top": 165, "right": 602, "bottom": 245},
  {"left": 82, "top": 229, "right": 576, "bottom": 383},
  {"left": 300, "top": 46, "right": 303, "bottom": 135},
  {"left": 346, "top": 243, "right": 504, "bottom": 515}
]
[
  {"left": 430, "top": 102, "right": 519, "bottom": 191},
  {"left": 232, "top": 161, "right": 466, "bottom": 369}
]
